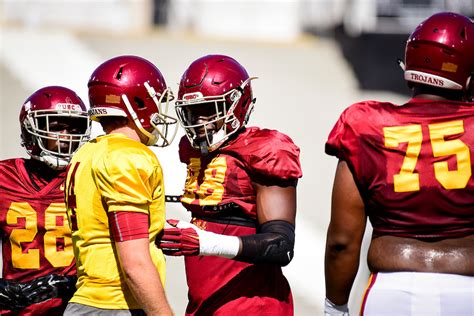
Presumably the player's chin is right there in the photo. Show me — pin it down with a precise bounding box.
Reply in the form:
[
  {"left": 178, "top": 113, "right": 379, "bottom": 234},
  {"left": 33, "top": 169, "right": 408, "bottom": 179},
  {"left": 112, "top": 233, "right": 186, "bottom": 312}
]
[{"left": 58, "top": 144, "right": 73, "bottom": 152}]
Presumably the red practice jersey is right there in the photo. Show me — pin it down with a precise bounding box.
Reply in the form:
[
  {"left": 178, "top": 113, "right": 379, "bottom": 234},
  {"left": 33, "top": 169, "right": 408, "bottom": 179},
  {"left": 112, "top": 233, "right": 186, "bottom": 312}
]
[
  {"left": 0, "top": 158, "right": 75, "bottom": 315},
  {"left": 178, "top": 126, "right": 302, "bottom": 315},
  {"left": 326, "top": 99, "right": 474, "bottom": 239}
]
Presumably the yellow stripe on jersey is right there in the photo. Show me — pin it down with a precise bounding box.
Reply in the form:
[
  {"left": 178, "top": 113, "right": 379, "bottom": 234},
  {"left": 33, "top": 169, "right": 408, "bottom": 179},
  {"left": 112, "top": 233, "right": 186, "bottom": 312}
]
[{"left": 65, "top": 133, "right": 166, "bottom": 309}]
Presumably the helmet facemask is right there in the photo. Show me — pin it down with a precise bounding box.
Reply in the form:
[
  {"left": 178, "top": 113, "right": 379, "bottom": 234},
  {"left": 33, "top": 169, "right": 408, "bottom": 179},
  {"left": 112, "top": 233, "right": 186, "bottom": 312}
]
[
  {"left": 176, "top": 77, "right": 256, "bottom": 154},
  {"left": 22, "top": 106, "right": 90, "bottom": 170},
  {"left": 121, "top": 82, "right": 178, "bottom": 147}
]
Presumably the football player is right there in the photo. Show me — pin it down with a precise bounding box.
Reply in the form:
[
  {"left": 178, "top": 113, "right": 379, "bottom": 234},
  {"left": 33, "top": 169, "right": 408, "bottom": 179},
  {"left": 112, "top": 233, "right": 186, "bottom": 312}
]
[
  {"left": 0, "top": 86, "right": 90, "bottom": 315},
  {"left": 63, "top": 55, "right": 176, "bottom": 316},
  {"left": 324, "top": 12, "right": 474, "bottom": 315},
  {"left": 157, "top": 54, "right": 302, "bottom": 315}
]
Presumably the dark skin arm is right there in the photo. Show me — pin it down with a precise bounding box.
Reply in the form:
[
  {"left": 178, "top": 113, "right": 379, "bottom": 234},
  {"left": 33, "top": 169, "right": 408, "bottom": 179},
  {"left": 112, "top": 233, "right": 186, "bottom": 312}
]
[
  {"left": 325, "top": 160, "right": 366, "bottom": 305},
  {"left": 158, "top": 180, "right": 297, "bottom": 261},
  {"left": 254, "top": 182, "right": 297, "bottom": 225}
]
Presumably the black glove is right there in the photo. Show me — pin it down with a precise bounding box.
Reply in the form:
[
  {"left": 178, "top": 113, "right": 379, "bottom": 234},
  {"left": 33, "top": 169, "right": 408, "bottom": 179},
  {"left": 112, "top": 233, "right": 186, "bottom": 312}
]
[
  {"left": 0, "top": 278, "right": 28, "bottom": 310},
  {"left": 20, "top": 274, "right": 77, "bottom": 305}
]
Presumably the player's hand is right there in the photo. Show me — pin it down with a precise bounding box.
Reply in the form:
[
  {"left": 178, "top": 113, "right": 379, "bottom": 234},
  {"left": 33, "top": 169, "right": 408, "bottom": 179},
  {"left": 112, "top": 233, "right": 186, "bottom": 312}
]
[
  {"left": 157, "top": 219, "right": 200, "bottom": 256},
  {"left": 0, "top": 279, "right": 28, "bottom": 310},
  {"left": 157, "top": 219, "right": 240, "bottom": 258},
  {"left": 21, "top": 274, "right": 77, "bottom": 305}
]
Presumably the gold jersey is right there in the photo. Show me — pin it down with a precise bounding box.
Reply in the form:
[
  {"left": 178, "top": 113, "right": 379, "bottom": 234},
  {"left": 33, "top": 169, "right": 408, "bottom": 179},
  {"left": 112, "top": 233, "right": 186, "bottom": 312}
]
[{"left": 65, "top": 133, "right": 166, "bottom": 309}]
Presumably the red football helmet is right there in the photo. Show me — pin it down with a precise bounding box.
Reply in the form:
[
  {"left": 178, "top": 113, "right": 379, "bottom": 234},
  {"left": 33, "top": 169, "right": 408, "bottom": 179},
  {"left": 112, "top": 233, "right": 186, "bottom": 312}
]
[
  {"left": 88, "top": 55, "right": 177, "bottom": 147},
  {"left": 404, "top": 12, "right": 474, "bottom": 94},
  {"left": 20, "top": 86, "right": 91, "bottom": 170},
  {"left": 175, "top": 54, "right": 257, "bottom": 152}
]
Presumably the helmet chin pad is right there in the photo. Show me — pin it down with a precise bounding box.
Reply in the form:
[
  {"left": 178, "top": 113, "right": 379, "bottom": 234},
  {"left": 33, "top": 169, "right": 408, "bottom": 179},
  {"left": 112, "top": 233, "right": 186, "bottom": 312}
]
[
  {"left": 191, "top": 124, "right": 228, "bottom": 153},
  {"left": 38, "top": 152, "right": 69, "bottom": 170}
]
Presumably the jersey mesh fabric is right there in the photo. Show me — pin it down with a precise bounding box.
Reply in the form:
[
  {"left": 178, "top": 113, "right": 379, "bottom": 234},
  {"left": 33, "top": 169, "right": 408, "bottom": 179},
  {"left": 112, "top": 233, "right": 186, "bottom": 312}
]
[
  {"left": 179, "top": 126, "right": 302, "bottom": 218},
  {"left": 0, "top": 158, "right": 75, "bottom": 315},
  {"left": 326, "top": 99, "right": 474, "bottom": 238},
  {"left": 65, "top": 133, "right": 166, "bottom": 309}
]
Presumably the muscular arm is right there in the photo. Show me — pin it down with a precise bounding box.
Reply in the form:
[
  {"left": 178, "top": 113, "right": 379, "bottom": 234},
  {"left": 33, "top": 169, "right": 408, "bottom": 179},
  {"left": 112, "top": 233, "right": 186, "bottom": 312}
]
[
  {"left": 233, "top": 183, "right": 296, "bottom": 266},
  {"left": 158, "top": 182, "right": 297, "bottom": 266},
  {"left": 325, "top": 160, "right": 366, "bottom": 305},
  {"left": 117, "top": 238, "right": 173, "bottom": 316},
  {"left": 254, "top": 182, "right": 296, "bottom": 225}
]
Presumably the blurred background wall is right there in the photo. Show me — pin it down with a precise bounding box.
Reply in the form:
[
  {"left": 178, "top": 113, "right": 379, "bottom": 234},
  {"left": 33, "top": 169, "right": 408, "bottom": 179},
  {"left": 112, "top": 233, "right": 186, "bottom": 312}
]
[{"left": 1, "top": 1, "right": 473, "bottom": 315}]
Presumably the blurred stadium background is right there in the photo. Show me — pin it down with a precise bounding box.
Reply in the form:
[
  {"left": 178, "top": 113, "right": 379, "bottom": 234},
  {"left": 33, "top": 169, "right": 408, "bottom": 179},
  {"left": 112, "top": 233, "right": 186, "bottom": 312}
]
[{"left": 1, "top": 1, "right": 473, "bottom": 315}]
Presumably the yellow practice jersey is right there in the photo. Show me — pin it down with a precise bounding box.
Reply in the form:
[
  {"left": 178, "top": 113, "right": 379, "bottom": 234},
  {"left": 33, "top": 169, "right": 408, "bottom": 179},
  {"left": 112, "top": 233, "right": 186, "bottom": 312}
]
[{"left": 64, "top": 133, "right": 166, "bottom": 309}]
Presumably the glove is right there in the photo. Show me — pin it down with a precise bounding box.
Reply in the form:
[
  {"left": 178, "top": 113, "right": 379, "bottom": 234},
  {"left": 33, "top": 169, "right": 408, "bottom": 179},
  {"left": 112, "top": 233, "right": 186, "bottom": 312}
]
[
  {"left": 157, "top": 219, "right": 240, "bottom": 258},
  {"left": 157, "top": 219, "right": 201, "bottom": 256},
  {"left": 324, "top": 298, "right": 349, "bottom": 316},
  {"left": 0, "top": 279, "right": 28, "bottom": 310},
  {"left": 21, "top": 274, "right": 77, "bottom": 305}
]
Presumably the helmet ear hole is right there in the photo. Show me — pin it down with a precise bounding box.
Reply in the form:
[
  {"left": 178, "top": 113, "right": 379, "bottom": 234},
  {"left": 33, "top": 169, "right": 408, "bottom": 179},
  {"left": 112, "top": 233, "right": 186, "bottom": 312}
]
[
  {"left": 116, "top": 67, "right": 124, "bottom": 80},
  {"left": 133, "top": 97, "right": 146, "bottom": 109},
  {"left": 442, "top": 49, "right": 454, "bottom": 56}
]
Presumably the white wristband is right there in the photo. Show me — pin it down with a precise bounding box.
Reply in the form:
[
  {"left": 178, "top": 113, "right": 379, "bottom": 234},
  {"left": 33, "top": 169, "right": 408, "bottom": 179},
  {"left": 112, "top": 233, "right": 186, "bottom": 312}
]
[
  {"left": 199, "top": 230, "right": 240, "bottom": 259},
  {"left": 173, "top": 220, "right": 241, "bottom": 259},
  {"left": 324, "top": 298, "right": 349, "bottom": 316}
]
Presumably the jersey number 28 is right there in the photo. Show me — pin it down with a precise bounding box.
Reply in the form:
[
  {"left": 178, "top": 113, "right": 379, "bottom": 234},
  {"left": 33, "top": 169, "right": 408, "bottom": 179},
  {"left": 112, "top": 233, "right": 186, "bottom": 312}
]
[{"left": 7, "top": 202, "right": 73, "bottom": 269}]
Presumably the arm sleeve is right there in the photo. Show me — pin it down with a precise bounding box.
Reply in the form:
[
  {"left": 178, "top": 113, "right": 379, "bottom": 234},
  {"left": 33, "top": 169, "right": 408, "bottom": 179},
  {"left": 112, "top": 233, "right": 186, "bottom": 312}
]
[
  {"left": 108, "top": 211, "right": 149, "bottom": 242},
  {"left": 236, "top": 220, "right": 295, "bottom": 266}
]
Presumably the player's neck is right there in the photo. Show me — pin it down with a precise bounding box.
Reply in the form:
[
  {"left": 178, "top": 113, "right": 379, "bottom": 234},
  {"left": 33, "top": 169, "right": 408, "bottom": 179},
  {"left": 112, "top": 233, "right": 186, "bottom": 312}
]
[
  {"left": 412, "top": 85, "right": 464, "bottom": 101},
  {"left": 412, "top": 93, "right": 449, "bottom": 101},
  {"left": 25, "top": 159, "right": 63, "bottom": 187},
  {"left": 107, "top": 125, "right": 141, "bottom": 143}
]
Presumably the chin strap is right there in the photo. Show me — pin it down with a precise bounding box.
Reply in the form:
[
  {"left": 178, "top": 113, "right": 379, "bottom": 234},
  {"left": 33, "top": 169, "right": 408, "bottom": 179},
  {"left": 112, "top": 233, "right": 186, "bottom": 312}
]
[
  {"left": 199, "top": 140, "right": 209, "bottom": 156},
  {"left": 39, "top": 153, "right": 68, "bottom": 170}
]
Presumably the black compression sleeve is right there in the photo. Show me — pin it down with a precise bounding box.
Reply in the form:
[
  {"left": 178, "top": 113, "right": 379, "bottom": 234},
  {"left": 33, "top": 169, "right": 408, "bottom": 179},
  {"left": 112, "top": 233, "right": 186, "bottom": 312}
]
[{"left": 236, "top": 220, "right": 295, "bottom": 266}]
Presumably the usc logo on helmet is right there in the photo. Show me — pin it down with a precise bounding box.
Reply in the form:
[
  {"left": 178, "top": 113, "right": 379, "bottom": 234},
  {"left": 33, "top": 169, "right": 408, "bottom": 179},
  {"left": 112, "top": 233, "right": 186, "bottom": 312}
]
[
  {"left": 183, "top": 92, "right": 204, "bottom": 102},
  {"left": 55, "top": 103, "right": 82, "bottom": 111}
]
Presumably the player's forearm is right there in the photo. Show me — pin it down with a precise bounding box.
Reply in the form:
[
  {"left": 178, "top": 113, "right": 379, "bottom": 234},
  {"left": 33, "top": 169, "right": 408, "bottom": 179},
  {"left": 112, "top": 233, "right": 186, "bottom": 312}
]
[
  {"left": 123, "top": 263, "right": 173, "bottom": 316},
  {"left": 324, "top": 244, "right": 361, "bottom": 305},
  {"left": 160, "top": 219, "right": 295, "bottom": 266},
  {"left": 117, "top": 239, "right": 173, "bottom": 315}
]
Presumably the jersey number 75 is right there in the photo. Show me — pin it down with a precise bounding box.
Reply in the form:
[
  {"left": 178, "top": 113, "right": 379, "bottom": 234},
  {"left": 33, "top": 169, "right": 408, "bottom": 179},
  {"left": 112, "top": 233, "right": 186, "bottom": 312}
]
[{"left": 384, "top": 120, "right": 471, "bottom": 192}]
